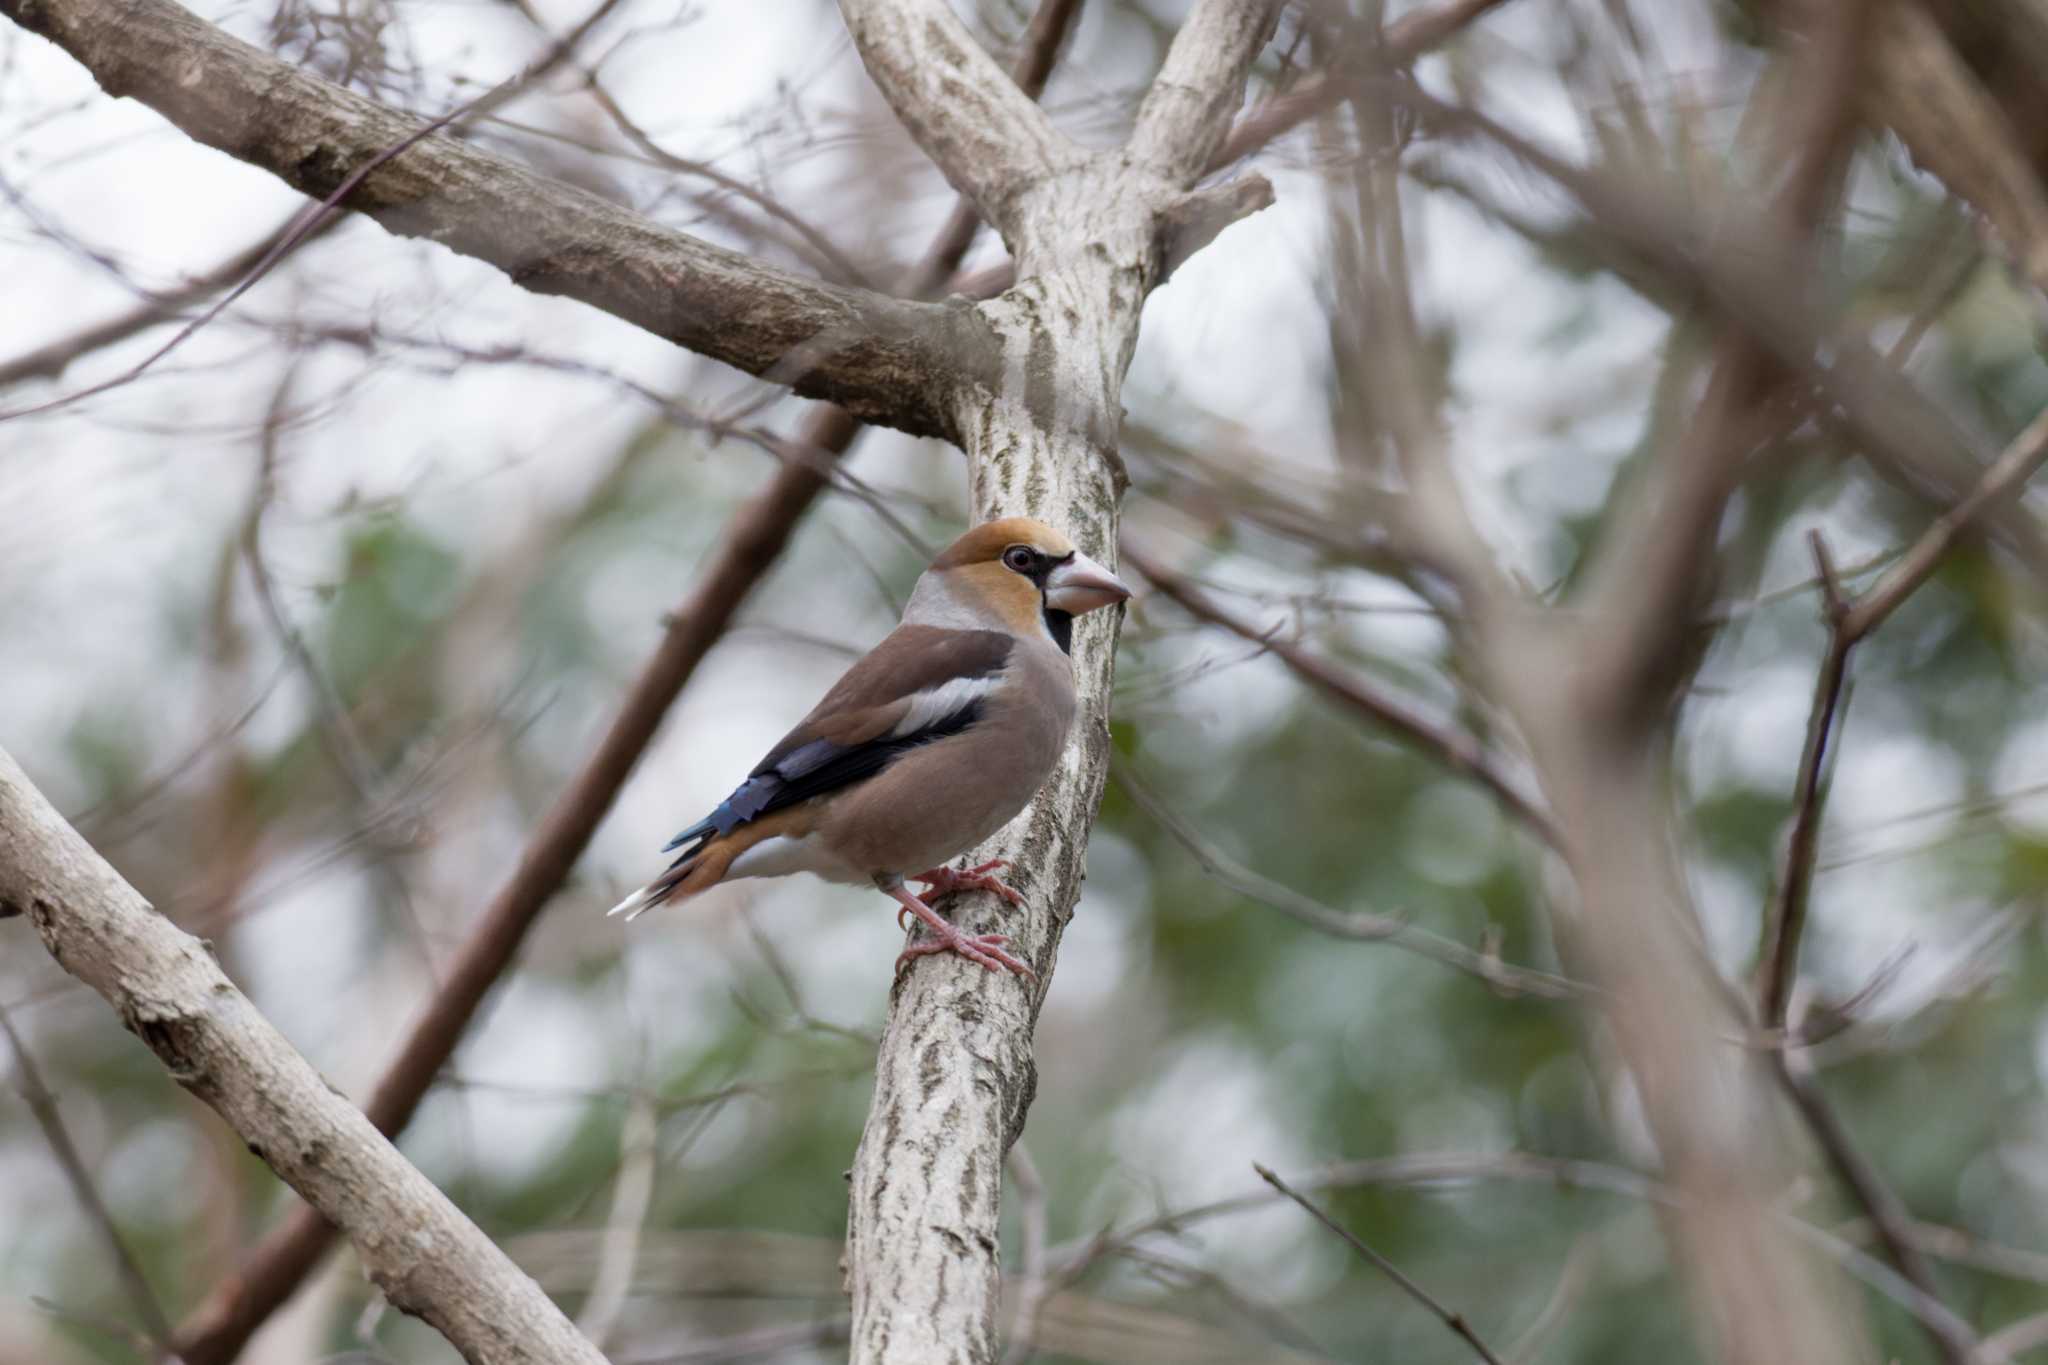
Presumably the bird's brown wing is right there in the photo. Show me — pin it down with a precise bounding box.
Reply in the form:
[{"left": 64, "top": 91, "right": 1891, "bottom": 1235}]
[{"left": 659, "top": 625, "right": 1014, "bottom": 857}]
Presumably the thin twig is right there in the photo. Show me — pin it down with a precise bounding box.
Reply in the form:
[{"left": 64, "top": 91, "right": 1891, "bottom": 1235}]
[
  {"left": 1001, "top": 1140, "right": 1051, "bottom": 1365},
  {"left": 0, "top": 212, "right": 343, "bottom": 391},
  {"left": 0, "top": 1003, "right": 176, "bottom": 1353},
  {"left": 0, "top": 0, "right": 625, "bottom": 424},
  {"left": 1253, "top": 1162, "right": 1506, "bottom": 1365},
  {"left": 1755, "top": 534, "right": 1855, "bottom": 1030},
  {"left": 576, "top": 1087, "right": 658, "bottom": 1350},
  {"left": 1114, "top": 760, "right": 1587, "bottom": 1000},
  {"left": 1122, "top": 542, "right": 1558, "bottom": 845}
]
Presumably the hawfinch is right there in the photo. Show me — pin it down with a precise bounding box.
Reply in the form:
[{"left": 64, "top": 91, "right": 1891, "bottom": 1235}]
[{"left": 608, "top": 517, "right": 1131, "bottom": 979}]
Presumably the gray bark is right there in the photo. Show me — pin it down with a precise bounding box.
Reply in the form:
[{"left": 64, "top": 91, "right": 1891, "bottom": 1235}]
[
  {"left": 836, "top": 3, "right": 1279, "bottom": 1360},
  {"left": 0, "top": 745, "right": 607, "bottom": 1365}
]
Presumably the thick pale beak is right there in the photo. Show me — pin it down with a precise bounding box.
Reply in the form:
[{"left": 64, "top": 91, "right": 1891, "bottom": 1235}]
[{"left": 1044, "top": 552, "right": 1133, "bottom": 615}]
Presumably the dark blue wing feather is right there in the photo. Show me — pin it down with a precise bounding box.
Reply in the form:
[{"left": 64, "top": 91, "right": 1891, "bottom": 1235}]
[{"left": 658, "top": 699, "right": 986, "bottom": 861}]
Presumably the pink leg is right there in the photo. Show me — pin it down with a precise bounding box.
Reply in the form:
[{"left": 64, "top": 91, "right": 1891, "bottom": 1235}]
[
  {"left": 884, "top": 882, "right": 1036, "bottom": 981},
  {"left": 906, "top": 858, "right": 1028, "bottom": 920}
]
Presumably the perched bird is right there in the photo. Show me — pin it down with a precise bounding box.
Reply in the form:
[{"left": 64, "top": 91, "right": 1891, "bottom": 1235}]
[{"left": 607, "top": 517, "right": 1131, "bottom": 979}]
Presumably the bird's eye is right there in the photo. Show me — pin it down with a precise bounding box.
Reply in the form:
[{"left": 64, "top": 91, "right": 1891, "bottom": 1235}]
[{"left": 1003, "top": 546, "right": 1037, "bottom": 573}]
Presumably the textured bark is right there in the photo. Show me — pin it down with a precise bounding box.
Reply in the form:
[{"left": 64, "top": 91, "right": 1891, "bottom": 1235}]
[
  {"left": 838, "top": 4, "right": 1279, "bottom": 1360},
  {"left": 0, "top": 746, "right": 605, "bottom": 1365},
  {"left": 1, "top": 0, "right": 991, "bottom": 438}
]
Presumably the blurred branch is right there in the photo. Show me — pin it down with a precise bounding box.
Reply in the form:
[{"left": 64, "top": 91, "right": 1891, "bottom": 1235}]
[
  {"left": 1001, "top": 1140, "right": 1051, "bottom": 1365},
  {"left": 1197, "top": 0, "right": 1516, "bottom": 175},
  {"left": 242, "top": 366, "right": 440, "bottom": 971},
  {"left": 172, "top": 410, "right": 839, "bottom": 1365},
  {"left": 495, "top": 0, "right": 875, "bottom": 289},
  {"left": 1254, "top": 1163, "right": 1506, "bottom": 1365},
  {"left": 1773, "top": 1052, "right": 1972, "bottom": 1359},
  {"left": 1401, "top": 85, "right": 2048, "bottom": 582},
  {"left": 1868, "top": 0, "right": 2048, "bottom": 301},
  {"left": 575, "top": 1089, "right": 657, "bottom": 1352},
  {"left": 0, "top": 212, "right": 340, "bottom": 392},
  {"left": 1051, "top": 1148, "right": 1984, "bottom": 1356},
  {"left": 1361, "top": 6, "right": 1898, "bottom": 1362},
  {"left": 1759, "top": 403, "right": 2048, "bottom": 1023},
  {"left": 1122, "top": 542, "right": 1557, "bottom": 844},
  {"left": 0, "top": 1002, "right": 175, "bottom": 1354},
  {"left": 0, "top": 0, "right": 988, "bottom": 438},
  {"left": 1114, "top": 761, "right": 1587, "bottom": 1001},
  {"left": 0, "top": 745, "right": 608, "bottom": 1365}
]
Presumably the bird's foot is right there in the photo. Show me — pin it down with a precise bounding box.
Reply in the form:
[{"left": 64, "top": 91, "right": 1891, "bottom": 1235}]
[
  {"left": 900, "top": 860, "right": 1026, "bottom": 928},
  {"left": 895, "top": 927, "right": 1036, "bottom": 980},
  {"left": 884, "top": 882, "right": 1036, "bottom": 981}
]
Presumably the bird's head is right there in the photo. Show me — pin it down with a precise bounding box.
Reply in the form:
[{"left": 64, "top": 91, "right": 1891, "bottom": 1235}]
[{"left": 907, "top": 516, "right": 1132, "bottom": 652}]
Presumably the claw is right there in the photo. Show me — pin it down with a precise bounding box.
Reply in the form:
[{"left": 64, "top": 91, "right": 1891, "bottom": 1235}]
[
  {"left": 910, "top": 859, "right": 1028, "bottom": 910},
  {"left": 883, "top": 881, "right": 1036, "bottom": 982},
  {"left": 894, "top": 931, "right": 1035, "bottom": 980}
]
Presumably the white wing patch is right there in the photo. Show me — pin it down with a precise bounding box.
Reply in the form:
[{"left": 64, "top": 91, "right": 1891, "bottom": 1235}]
[{"left": 890, "top": 675, "right": 998, "bottom": 738}]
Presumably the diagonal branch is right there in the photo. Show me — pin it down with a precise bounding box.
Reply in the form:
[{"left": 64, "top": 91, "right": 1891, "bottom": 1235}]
[
  {"left": 1114, "top": 761, "right": 1585, "bottom": 1000},
  {"left": 0, "top": 746, "right": 607, "bottom": 1365},
  {"left": 1254, "top": 1163, "right": 1507, "bottom": 1365},
  {"left": 1758, "top": 403, "right": 2048, "bottom": 1028},
  {"left": 1128, "top": 0, "right": 1282, "bottom": 184},
  {"left": 836, "top": 0, "right": 1070, "bottom": 242},
  {"left": 1123, "top": 543, "right": 1556, "bottom": 843},
  {"left": 171, "top": 436, "right": 836, "bottom": 1365},
  {"left": 2, "top": 0, "right": 988, "bottom": 438},
  {"left": 0, "top": 1002, "right": 176, "bottom": 1353}
]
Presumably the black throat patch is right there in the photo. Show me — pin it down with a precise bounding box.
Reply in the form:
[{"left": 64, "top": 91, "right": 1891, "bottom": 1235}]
[{"left": 1043, "top": 607, "right": 1073, "bottom": 654}]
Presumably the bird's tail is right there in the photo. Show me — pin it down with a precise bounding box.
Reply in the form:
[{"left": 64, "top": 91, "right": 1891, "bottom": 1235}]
[{"left": 605, "top": 831, "right": 735, "bottom": 921}]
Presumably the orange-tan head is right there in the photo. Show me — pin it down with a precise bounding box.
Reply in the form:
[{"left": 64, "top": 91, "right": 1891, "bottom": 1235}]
[{"left": 906, "top": 516, "right": 1131, "bottom": 649}]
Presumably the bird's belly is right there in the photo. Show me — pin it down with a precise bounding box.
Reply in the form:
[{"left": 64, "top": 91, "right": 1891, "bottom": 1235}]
[
  {"left": 820, "top": 724, "right": 1060, "bottom": 878},
  {"left": 724, "top": 832, "right": 868, "bottom": 885}
]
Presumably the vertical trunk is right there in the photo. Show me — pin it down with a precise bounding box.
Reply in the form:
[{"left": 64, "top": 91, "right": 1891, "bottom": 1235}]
[{"left": 843, "top": 173, "right": 1155, "bottom": 1365}]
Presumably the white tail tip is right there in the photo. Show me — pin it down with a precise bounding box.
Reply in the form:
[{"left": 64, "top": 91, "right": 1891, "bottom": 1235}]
[{"left": 606, "top": 885, "right": 659, "bottom": 921}]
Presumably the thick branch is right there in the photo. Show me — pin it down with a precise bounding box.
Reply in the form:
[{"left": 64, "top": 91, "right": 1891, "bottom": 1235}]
[
  {"left": 0, "top": 746, "right": 606, "bottom": 1365},
  {"left": 1128, "top": 0, "right": 1282, "bottom": 184},
  {"left": 2, "top": 0, "right": 986, "bottom": 438},
  {"left": 836, "top": 0, "right": 1069, "bottom": 243},
  {"left": 842, "top": 5, "right": 1277, "bottom": 1362}
]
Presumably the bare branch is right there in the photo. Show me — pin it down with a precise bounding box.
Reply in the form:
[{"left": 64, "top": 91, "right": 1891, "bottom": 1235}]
[
  {"left": 1114, "top": 762, "right": 1587, "bottom": 1001},
  {"left": 0, "top": 745, "right": 606, "bottom": 1365},
  {"left": 171, "top": 426, "right": 838, "bottom": 1365},
  {"left": 1253, "top": 1163, "right": 1506, "bottom": 1365},
  {"left": 1128, "top": 0, "right": 1282, "bottom": 185},
  {"left": 0, "top": 1002, "right": 176, "bottom": 1353},
  {"left": 1122, "top": 543, "right": 1556, "bottom": 844},
  {"left": 1756, "top": 537, "right": 1856, "bottom": 1033},
  {"left": 1760, "top": 403, "right": 2048, "bottom": 1030},
  {"left": 1845, "top": 401, "right": 2048, "bottom": 637},
  {"left": 1183, "top": 0, "right": 1522, "bottom": 176},
  {"left": 2, "top": 0, "right": 987, "bottom": 437},
  {"left": 0, "top": 212, "right": 337, "bottom": 392},
  {"left": 836, "top": 0, "right": 1070, "bottom": 242}
]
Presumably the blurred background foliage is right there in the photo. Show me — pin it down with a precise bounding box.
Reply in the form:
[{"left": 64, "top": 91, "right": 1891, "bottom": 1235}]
[{"left": 4, "top": 0, "right": 2048, "bottom": 1361}]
